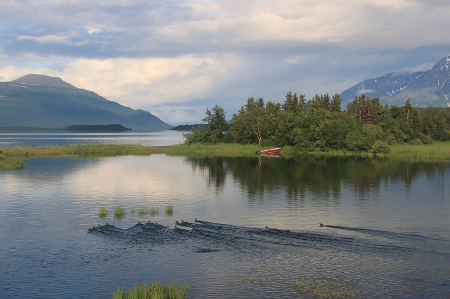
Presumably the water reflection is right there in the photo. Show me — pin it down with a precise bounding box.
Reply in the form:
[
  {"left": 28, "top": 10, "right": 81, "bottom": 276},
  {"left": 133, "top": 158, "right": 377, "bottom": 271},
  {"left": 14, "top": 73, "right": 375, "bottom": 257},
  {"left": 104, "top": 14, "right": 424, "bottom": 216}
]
[{"left": 183, "top": 155, "right": 450, "bottom": 199}]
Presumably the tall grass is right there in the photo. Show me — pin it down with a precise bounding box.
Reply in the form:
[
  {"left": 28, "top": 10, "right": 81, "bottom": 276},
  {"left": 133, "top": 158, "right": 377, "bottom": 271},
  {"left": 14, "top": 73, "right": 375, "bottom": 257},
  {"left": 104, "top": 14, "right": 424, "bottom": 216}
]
[
  {"left": 114, "top": 207, "right": 125, "bottom": 220},
  {"left": 0, "top": 157, "right": 26, "bottom": 170},
  {"left": 165, "top": 205, "right": 173, "bottom": 216},
  {"left": 388, "top": 141, "right": 450, "bottom": 160},
  {"left": 99, "top": 207, "right": 108, "bottom": 219},
  {"left": 112, "top": 282, "right": 189, "bottom": 299},
  {"left": 150, "top": 207, "right": 159, "bottom": 216},
  {"left": 296, "top": 280, "right": 362, "bottom": 299}
]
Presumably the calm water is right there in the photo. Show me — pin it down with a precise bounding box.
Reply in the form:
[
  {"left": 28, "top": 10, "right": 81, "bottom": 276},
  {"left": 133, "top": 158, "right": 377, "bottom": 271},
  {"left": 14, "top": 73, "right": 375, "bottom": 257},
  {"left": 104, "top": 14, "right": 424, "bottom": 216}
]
[
  {"left": 0, "top": 154, "right": 449, "bottom": 298},
  {"left": 0, "top": 130, "right": 185, "bottom": 147}
]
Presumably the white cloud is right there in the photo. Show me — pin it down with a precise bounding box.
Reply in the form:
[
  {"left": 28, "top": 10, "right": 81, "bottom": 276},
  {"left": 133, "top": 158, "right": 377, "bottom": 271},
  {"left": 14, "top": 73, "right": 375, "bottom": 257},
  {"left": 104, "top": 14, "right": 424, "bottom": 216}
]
[
  {"left": 357, "top": 88, "right": 375, "bottom": 95},
  {"left": 394, "top": 62, "right": 435, "bottom": 73},
  {"left": 16, "top": 32, "right": 87, "bottom": 46}
]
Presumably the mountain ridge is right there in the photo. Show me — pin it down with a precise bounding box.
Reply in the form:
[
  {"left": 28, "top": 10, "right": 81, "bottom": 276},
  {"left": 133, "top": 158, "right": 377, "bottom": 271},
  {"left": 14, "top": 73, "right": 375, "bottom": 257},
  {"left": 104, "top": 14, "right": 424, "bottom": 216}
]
[
  {"left": 0, "top": 74, "right": 172, "bottom": 131},
  {"left": 340, "top": 55, "right": 450, "bottom": 107}
]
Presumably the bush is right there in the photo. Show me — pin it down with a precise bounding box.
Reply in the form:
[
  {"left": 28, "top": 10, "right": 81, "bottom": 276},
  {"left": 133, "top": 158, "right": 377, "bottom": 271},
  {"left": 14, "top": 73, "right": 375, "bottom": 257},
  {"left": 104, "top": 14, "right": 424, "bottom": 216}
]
[
  {"left": 409, "top": 139, "right": 422, "bottom": 145},
  {"left": 371, "top": 140, "right": 391, "bottom": 155},
  {"left": 420, "top": 134, "right": 433, "bottom": 145}
]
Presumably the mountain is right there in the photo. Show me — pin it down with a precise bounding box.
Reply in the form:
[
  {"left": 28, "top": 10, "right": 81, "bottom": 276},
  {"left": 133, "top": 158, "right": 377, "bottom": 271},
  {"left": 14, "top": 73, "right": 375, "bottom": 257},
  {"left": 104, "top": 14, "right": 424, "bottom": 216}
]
[
  {"left": 0, "top": 74, "right": 172, "bottom": 130},
  {"left": 341, "top": 55, "right": 450, "bottom": 107}
]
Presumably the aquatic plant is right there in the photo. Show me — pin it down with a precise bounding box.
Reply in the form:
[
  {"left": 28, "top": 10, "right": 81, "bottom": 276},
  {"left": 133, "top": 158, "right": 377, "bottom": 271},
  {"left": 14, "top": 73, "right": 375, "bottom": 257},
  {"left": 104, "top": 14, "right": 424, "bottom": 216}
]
[
  {"left": 296, "top": 280, "right": 362, "bottom": 299},
  {"left": 0, "top": 157, "right": 26, "bottom": 170},
  {"left": 165, "top": 205, "right": 173, "bottom": 215},
  {"left": 150, "top": 207, "right": 159, "bottom": 216},
  {"left": 131, "top": 208, "right": 135, "bottom": 214},
  {"left": 112, "top": 282, "right": 189, "bottom": 299},
  {"left": 99, "top": 207, "right": 108, "bottom": 219},
  {"left": 137, "top": 208, "right": 147, "bottom": 216},
  {"left": 113, "top": 207, "right": 125, "bottom": 220},
  {"left": 242, "top": 276, "right": 256, "bottom": 284}
]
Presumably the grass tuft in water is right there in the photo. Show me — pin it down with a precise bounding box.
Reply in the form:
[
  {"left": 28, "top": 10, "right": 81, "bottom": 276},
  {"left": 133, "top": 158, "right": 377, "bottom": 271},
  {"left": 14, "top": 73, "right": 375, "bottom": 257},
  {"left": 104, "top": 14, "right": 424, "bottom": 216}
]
[
  {"left": 131, "top": 208, "right": 135, "bottom": 214},
  {"left": 165, "top": 205, "right": 173, "bottom": 216},
  {"left": 296, "top": 280, "right": 362, "bottom": 299},
  {"left": 113, "top": 207, "right": 125, "bottom": 220},
  {"left": 150, "top": 207, "right": 159, "bottom": 216},
  {"left": 137, "top": 208, "right": 148, "bottom": 216},
  {"left": 99, "top": 207, "right": 108, "bottom": 219},
  {"left": 112, "top": 282, "right": 189, "bottom": 299}
]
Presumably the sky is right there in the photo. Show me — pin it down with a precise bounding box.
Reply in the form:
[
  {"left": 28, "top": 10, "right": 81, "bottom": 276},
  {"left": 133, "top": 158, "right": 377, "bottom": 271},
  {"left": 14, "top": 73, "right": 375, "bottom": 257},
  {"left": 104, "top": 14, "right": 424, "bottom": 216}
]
[{"left": 0, "top": 0, "right": 450, "bottom": 125}]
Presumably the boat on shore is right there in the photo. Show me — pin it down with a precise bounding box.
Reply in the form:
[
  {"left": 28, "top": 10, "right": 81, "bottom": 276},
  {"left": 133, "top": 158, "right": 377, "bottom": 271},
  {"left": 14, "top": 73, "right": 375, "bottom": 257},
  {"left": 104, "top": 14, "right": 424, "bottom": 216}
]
[{"left": 255, "top": 147, "right": 282, "bottom": 155}]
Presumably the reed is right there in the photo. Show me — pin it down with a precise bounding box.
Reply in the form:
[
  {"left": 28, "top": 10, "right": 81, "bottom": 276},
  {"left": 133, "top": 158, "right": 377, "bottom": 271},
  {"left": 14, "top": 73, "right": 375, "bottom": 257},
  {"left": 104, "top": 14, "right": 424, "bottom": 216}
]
[
  {"left": 114, "top": 207, "right": 125, "bottom": 219},
  {"left": 388, "top": 141, "right": 450, "bottom": 160},
  {"left": 137, "top": 208, "right": 148, "bottom": 216},
  {"left": 131, "top": 208, "right": 135, "bottom": 214},
  {"left": 296, "top": 280, "right": 361, "bottom": 299},
  {"left": 0, "top": 157, "right": 26, "bottom": 170},
  {"left": 99, "top": 207, "right": 108, "bottom": 219},
  {"left": 165, "top": 205, "right": 173, "bottom": 215},
  {"left": 150, "top": 207, "right": 159, "bottom": 215},
  {"left": 112, "top": 282, "right": 189, "bottom": 299}
]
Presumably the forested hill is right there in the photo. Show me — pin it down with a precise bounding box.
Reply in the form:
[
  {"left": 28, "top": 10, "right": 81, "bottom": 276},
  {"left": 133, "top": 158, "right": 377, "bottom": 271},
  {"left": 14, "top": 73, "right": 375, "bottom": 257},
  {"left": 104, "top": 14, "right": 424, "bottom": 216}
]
[
  {"left": 340, "top": 55, "right": 450, "bottom": 107},
  {"left": 0, "top": 74, "right": 172, "bottom": 131}
]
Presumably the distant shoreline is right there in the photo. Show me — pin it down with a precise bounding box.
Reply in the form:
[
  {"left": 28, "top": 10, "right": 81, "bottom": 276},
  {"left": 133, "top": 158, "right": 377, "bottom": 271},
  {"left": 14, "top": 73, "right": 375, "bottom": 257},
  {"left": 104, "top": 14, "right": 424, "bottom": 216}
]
[{"left": 0, "top": 124, "right": 131, "bottom": 133}]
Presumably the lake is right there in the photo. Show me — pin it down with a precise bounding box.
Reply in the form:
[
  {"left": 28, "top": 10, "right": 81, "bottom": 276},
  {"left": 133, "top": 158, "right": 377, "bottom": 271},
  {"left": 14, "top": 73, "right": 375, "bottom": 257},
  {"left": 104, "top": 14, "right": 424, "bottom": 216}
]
[
  {"left": 0, "top": 133, "right": 449, "bottom": 298},
  {"left": 0, "top": 130, "right": 185, "bottom": 148}
]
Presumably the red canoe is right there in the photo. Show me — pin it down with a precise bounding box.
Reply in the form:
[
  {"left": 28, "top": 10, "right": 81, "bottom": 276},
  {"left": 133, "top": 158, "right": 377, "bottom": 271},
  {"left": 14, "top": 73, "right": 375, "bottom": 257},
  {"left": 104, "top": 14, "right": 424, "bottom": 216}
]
[{"left": 256, "top": 147, "right": 282, "bottom": 154}]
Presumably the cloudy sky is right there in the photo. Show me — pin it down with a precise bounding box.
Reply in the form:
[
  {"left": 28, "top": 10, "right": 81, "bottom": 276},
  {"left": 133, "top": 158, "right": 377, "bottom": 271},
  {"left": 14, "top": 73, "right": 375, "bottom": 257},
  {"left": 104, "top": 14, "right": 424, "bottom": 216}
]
[{"left": 0, "top": 0, "right": 449, "bottom": 125}]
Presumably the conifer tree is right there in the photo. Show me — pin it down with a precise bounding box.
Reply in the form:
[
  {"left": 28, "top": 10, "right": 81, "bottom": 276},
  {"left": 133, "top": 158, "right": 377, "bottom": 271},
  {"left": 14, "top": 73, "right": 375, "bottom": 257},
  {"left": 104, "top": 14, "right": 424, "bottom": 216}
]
[{"left": 330, "top": 93, "right": 341, "bottom": 112}]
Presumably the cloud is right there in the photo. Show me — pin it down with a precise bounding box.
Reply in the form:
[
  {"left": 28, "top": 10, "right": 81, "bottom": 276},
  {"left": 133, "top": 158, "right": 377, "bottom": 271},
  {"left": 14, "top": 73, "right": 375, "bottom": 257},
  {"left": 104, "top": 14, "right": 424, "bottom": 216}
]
[
  {"left": 393, "top": 62, "right": 435, "bottom": 74},
  {"left": 16, "top": 32, "right": 87, "bottom": 46},
  {"left": 356, "top": 88, "right": 375, "bottom": 95},
  {"left": 1, "top": 0, "right": 450, "bottom": 123}
]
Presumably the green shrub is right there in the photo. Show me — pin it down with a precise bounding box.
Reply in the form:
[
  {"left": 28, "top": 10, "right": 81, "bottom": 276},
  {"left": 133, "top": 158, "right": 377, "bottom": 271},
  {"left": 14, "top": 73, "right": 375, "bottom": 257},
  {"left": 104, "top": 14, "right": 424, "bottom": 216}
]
[{"left": 409, "top": 138, "right": 422, "bottom": 145}]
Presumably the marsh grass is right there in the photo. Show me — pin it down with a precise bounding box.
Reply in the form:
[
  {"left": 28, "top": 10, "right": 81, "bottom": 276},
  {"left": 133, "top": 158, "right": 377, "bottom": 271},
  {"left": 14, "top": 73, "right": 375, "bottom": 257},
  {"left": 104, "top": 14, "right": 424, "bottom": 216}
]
[
  {"left": 114, "top": 207, "right": 125, "bottom": 220},
  {"left": 0, "top": 157, "right": 26, "bottom": 170},
  {"left": 131, "top": 208, "right": 135, "bottom": 214},
  {"left": 150, "top": 207, "right": 159, "bottom": 216},
  {"left": 99, "top": 207, "right": 108, "bottom": 219},
  {"left": 296, "top": 280, "right": 362, "bottom": 299},
  {"left": 112, "top": 282, "right": 189, "bottom": 299},
  {"left": 137, "top": 208, "right": 147, "bottom": 216},
  {"left": 242, "top": 276, "right": 256, "bottom": 284},
  {"left": 165, "top": 205, "right": 173, "bottom": 216},
  {"left": 388, "top": 142, "right": 450, "bottom": 160}
]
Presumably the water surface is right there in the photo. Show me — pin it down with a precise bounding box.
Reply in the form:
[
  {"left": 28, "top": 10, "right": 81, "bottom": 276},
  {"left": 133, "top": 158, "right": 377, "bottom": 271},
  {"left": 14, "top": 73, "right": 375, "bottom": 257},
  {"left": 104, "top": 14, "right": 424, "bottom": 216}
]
[
  {"left": 0, "top": 155, "right": 449, "bottom": 298},
  {"left": 0, "top": 130, "right": 185, "bottom": 148}
]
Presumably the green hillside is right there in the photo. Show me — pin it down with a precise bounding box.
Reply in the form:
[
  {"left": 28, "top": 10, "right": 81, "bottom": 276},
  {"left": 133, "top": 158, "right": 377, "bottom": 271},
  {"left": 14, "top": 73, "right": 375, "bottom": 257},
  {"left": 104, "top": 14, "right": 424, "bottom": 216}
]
[{"left": 0, "top": 75, "right": 172, "bottom": 131}]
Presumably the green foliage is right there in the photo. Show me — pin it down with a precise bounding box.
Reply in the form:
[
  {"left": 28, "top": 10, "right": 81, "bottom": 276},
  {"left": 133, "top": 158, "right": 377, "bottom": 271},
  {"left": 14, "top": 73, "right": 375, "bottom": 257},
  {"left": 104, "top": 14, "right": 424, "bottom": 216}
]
[
  {"left": 296, "top": 280, "right": 362, "bottom": 299},
  {"left": 165, "top": 205, "right": 173, "bottom": 215},
  {"left": 113, "top": 207, "right": 125, "bottom": 220},
  {"left": 99, "top": 207, "right": 108, "bottom": 219},
  {"left": 409, "top": 139, "right": 423, "bottom": 145},
  {"left": 372, "top": 140, "right": 391, "bottom": 155},
  {"left": 0, "top": 157, "right": 26, "bottom": 170},
  {"left": 112, "top": 282, "right": 189, "bottom": 299}
]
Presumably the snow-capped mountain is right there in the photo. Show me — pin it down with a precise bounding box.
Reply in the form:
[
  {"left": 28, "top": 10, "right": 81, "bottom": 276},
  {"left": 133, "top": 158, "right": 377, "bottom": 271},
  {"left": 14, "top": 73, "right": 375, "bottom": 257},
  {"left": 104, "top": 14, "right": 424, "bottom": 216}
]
[{"left": 340, "top": 55, "right": 450, "bottom": 107}]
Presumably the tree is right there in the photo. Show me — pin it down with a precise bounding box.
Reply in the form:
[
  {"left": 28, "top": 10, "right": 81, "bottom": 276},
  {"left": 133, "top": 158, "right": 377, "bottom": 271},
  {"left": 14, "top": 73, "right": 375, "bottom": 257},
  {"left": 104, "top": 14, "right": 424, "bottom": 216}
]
[
  {"left": 202, "top": 105, "right": 228, "bottom": 143},
  {"left": 330, "top": 93, "right": 341, "bottom": 113}
]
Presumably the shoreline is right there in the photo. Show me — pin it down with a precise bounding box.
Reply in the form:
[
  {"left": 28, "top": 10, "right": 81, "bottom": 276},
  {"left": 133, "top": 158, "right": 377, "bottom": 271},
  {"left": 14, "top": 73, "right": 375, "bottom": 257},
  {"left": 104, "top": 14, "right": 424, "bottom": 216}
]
[{"left": 1, "top": 142, "right": 450, "bottom": 161}]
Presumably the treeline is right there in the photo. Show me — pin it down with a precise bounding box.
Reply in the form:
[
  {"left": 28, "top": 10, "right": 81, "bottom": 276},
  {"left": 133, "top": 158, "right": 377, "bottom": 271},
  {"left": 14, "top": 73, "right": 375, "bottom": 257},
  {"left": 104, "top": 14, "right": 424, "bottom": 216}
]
[{"left": 183, "top": 93, "right": 450, "bottom": 154}]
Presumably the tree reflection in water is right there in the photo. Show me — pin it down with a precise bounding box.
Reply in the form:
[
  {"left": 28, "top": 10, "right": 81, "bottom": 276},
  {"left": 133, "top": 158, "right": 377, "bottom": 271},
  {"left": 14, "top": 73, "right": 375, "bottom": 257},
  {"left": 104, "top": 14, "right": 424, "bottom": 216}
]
[{"left": 182, "top": 155, "right": 449, "bottom": 200}]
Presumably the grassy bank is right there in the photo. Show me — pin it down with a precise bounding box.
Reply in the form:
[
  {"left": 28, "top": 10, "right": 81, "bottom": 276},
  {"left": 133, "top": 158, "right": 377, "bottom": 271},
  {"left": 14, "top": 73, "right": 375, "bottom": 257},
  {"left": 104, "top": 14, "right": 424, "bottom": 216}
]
[
  {"left": 1, "top": 141, "right": 449, "bottom": 170},
  {"left": 388, "top": 142, "right": 450, "bottom": 160}
]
